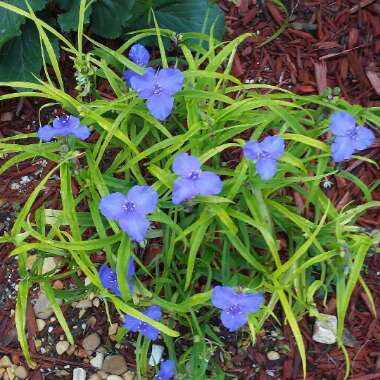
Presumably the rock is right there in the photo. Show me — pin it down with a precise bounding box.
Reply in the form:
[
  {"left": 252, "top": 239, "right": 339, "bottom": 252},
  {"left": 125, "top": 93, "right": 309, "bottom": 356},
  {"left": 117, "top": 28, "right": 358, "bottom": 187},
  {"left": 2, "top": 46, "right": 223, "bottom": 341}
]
[
  {"left": 42, "top": 257, "right": 57, "bottom": 274},
  {"left": 36, "top": 319, "right": 46, "bottom": 332},
  {"left": 87, "top": 316, "right": 97, "bottom": 329},
  {"left": 56, "top": 341, "right": 70, "bottom": 355},
  {"left": 0, "top": 356, "right": 12, "bottom": 368},
  {"left": 90, "top": 352, "right": 104, "bottom": 369},
  {"left": 82, "top": 333, "right": 101, "bottom": 355},
  {"left": 107, "top": 376, "right": 123, "bottom": 380},
  {"left": 53, "top": 280, "right": 64, "bottom": 289},
  {"left": 97, "top": 371, "right": 108, "bottom": 380},
  {"left": 67, "top": 344, "right": 76, "bottom": 356},
  {"left": 6, "top": 367, "right": 15, "bottom": 380},
  {"left": 122, "top": 371, "right": 135, "bottom": 380},
  {"left": 148, "top": 345, "right": 164, "bottom": 366},
  {"left": 26, "top": 255, "right": 37, "bottom": 270},
  {"left": 1, "top": 112, "right": 13, "bottom": 122},
  {"left": 108, "top": 323, "right": 118, "bottom": 336},
  {"left": 312, "top": 314, "right": 337, "bottom": 344},
  {"left": 75, "top": 300, "right": 93, "bottom": 309},
  {"left": 73, "top": 368, "right": 86, "bottom": 380},
  {"left": 54, "top": 370, "right": 70, "bottom": 377},
  {"left": 88, "top": 375, "right": 101, "bottom": 380},
  {"left": 266, "top": 351, "right": 280, "bottom": 361},
  {"left": 14, "top": 366, "right": 28, "bottom": 379},
  {"left": 33, "top": 292, "right": 62, "bottom": 319},
  {"left": 102, "top": 355, "right": 128, "bottom": 375},
  {"left": 93, "top": 298, "right": 100, "bottom": 307}
]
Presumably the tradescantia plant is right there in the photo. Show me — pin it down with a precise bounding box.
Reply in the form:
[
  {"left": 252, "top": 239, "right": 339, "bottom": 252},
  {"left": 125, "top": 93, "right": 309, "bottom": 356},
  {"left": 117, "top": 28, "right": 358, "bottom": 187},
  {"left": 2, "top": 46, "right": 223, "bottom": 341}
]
[{"left": 0, "top": 1, "right": 380, "bottom": 379}]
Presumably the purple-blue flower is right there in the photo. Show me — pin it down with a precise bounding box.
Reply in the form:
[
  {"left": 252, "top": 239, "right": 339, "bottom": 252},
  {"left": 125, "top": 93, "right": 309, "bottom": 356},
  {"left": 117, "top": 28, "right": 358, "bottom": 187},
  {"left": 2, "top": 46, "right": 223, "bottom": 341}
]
[
  {"left": 38, "top": 115, "right": 90, "bottom": 142},
  {"left": 99, "top": 186, "right": 158, "bottom": 243},
  {"left": 123, "top": 44, "right": 150, "bottom": 84},
  {"left": 123, "top": 305, "right": 161, "bottom": 341},
  {"left": 329, "top": 111, "right": 375, "bottom": 162},
  {"left": 212, "top": 286, "right": 263, "bottom": 332},
  {"left": 98, "top": 257, "right": 135, "bottom": 297},
  {"left": 130, "top": 67, "right": 184, "bottom": 121},
  {"left": 243, "top": 136, "right": 285, "bottom": 180},
  {"left": 171, "top": 153, "right": 222, "bottom": 205},
  {"left": 154, "top": 360, "right": 175, "bottom": 380}
]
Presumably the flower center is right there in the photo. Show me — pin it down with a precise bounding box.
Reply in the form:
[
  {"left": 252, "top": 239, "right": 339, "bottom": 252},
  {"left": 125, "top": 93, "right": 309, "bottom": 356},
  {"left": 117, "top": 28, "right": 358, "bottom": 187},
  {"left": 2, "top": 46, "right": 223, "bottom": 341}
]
[
  {"left": 188, "top": 170, "right": 201, "bottom": 180},
  {"left": 258, "top": 151, "right": 271, "bottom": 160},
  {"left": 152, "top": 83, "right": 163, "bottom": 95},
  {"left": 123, "top": 201, "right": 136, "bottom": 213},
  {"left": 137, "top": 321, "right": 147, "bottom": 331},
  {"left": 347, "top": 127, "right": 358, "bottom": 139},
  {"left": 226, "top": 304, "right": 242, "bottom": 316},
  {"left": 60, "top": 116, "right": 70, "bottom": 125}
]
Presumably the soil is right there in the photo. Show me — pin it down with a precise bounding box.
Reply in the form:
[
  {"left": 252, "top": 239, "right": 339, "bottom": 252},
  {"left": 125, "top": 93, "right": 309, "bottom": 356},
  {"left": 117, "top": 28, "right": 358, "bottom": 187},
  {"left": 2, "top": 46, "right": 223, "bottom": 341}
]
[{"left": 0, "top": 1, "right": 380, "bottom": 379}]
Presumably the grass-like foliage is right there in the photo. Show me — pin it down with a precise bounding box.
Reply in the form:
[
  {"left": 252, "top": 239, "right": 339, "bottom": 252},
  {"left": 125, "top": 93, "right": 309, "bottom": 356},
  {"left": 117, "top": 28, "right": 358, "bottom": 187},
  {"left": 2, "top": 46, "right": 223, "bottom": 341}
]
[{"left": 1, "top": 1, "right": 380, "bottom": 379}]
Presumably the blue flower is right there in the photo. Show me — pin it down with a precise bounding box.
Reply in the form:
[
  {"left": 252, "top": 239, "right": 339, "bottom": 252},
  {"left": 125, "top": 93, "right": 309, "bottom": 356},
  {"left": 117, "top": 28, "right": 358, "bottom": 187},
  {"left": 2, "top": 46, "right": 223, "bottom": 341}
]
[
  {"left": 99, "top": 186, "right": 158, "bottom": 243},
  {"left": 329, "top": 111, "right": 375, "bottom": 162},
  {"left": 171, "top": 153, "right": 222, "bottom": 205},
  {"left": 38, "top": 115, "right": 90, "bottom": 142},
  {"left": 130, "top": 67, "right": 184, "bottom": 121},
  {"left": 98, "top": 257, "right": 135, "bottom": 296},
  {"left": 154, "top": 360, "right": 175, "bottom": 380},
  {"left": 211, "top": 286, "right": 263, "bottom": 332},
  {"left": 123, "top": 44, "right": 150, "bottom": 85},
  {"left": 243, "top": 136, "right": 285, "bottom": 180},
  {"left": 123, "top": 305, "right": 161, "bottom": 341}
]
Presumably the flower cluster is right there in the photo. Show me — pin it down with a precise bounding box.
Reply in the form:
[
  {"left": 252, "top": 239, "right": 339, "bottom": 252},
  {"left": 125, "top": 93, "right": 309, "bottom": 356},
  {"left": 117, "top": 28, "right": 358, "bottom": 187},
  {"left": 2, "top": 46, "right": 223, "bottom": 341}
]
[
  {"left": 38, "top": 115, "right": 90, "bottom": 142},
  {"left": 154, "top": 360, "right": 175, "bottom": 380}
]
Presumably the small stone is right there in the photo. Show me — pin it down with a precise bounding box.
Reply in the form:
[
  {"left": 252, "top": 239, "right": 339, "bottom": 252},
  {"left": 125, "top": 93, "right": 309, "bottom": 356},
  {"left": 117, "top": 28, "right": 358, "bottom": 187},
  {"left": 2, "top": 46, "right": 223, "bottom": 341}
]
[
  {"left": 75, "top": 300, "right": 93, "bottom": 309},
  {"left": 107, "top": 376, "right": 123, "bottom": 380},
  {"left": 14, "top": 366, "right": 28, "bottom": 379},
  {"left": 266, "top": 351, "right": 280, "bottom": 361},
  {"left": 54, "top": 370, "right": 70, "bottom": 377},
  {"left": 88, "top": 375, "right": 101, "bottom": 380},
  {"left": 122, "top": 371, "right": 135, "bottom": 380},
  {"left": 1, "top": 112, "right": 13, "bottom": 121},
  {"left": 108, "top": 323, "right": 118, "bottom": 336},
  {"left": 78, "top": 309, "right": 86, "bottom": 319},
  {"left": 6, "top": 367, "right": 15, "bottom": 380},
  {"left": 312, "top": 314, "right": 337, "bottom": 344},
  {"left": 34, "top": 339, "right": 42, "bottom": 351},
  {"left": 102, "top": 355, "right": 128, "bottom": 375},
  {"left": 343, "top": 328, "right": 358, "bottom": 348},
  {"left": 148, "top": 344, "right": 164, "bottom": 366},
  {"left": 53, "top": 280, "right": 64, "bottom": 289},
  {"left": 93, "top": 298, "right": 100, "bottom": 307},
  {"left": 33, "top": 292, "right": 62, "bottom": 319},
  {"left": 73, "top": 368, "right": 86, "bottom": 380},
  {"left": 87, "top": 316, "right": 97, "bottom": 328},
  {"left": 0, "top": 368, "right": 5, "bottom": 377},
  {"left": 97, "top": 371, "right": 108, "bottom": 380},
  {"left": 90, "top": 352, "right": 104, "bottom": 369},
  {"left": 42, "top": 257, "right": 57, "bottom": 274},
  {"left": 67, "top": 345, "right": 76, "bottom": 356},
  {"left": 0, "top": 356, "right": 12, "bottom": 368},
  {"left": 82, "top": 333, "right": 101, "bottom": 355},
  {"left": 26, "top": 255, "right": 37, "bottom": 270},
  {"left": 36, "top": 319, "right": 46, "bottom": 332},
  {"left": 56, "top": 341, "right": 70, "bottom": 355}
]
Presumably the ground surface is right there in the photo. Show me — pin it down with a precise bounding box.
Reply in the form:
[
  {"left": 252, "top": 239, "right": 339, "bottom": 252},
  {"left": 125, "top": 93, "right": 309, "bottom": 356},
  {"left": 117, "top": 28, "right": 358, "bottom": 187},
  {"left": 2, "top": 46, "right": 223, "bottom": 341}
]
[{"left": 1, "top": 0, "right": 380, "bottom": 379}]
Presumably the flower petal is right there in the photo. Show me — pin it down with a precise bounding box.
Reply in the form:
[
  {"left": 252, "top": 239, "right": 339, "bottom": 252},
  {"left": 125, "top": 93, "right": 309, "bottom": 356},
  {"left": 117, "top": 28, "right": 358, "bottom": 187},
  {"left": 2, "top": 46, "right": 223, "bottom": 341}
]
[
  {"left": 211, "top": 286, "right": 236, "bottom": 310},
  {"left": 145, "top": 305, "right": 162, "bottom": 321},
  {"left": 147, "top": 93, "right": 174, "bottom": 121},
  {"left": 243, "top": 140, "right": 262, "bottom": 161},
  {"left": 172, "top": 153, "right": 201, "bottom": 177},
  {"left": 142, "top": 325, "right": 160, "bottom": 341},
  {"left": 38, "top": 125, "right": 56, "bottom": 142},
  {"left": 260, "top": 136, "right": 285, "bottom": 159},
  {"left": 123, "top": 314, "right": 141, "bottom": 332},
  {"left": 130, "top": 67, "right": 156, "bottom": 99},
  {"left": 99, "top": 192, "right": 127, "bottom": 221},
  {"left": 237, "top": 292, "right": 264, "bottom": 313},
  {"left": 128, "top": 257, "right": 135, "bottom": 277},
  {"left": 155, "top": 360, "right": 175, "bottom": 380},
  {"left": 255, "top": 158, "right": 278, "bottom": 180},
  {"left": 194, "top": 171, "right": 222, "bottom": 196},
  {"left": 157, "top": 68, "right": 184, "bottom": 96},
  {"left": 331, "top": 136, "right": 354, "bottom": 162},
  {"left": 329, "top": 111, "right": 356, "bottom": 136},
  {"left": 127, "top": 185, "right": 158, "bottom": 215},
  {"left": 352, "top": 126, "right": 375, "bottom": 151},
  {"left": 119, "top": 213, "right": 150, "bottom": 242},
  {"left": 129, "top": 44, "right": 150, "bottom": 66},
  {"left": 220, "top": 309, "right": 248, "bottom": 332},
  {"left": 172, "top": 178, "right": 198, "bottom": 205},
  {"left": 71, "top": 125, "right": 90, "bottom": 140},
  {"left": 99, "top": 264, "right": 120, "bottom": 296},
  {"left": 53, "top": 115, "right": 80, "bottom": 129}
]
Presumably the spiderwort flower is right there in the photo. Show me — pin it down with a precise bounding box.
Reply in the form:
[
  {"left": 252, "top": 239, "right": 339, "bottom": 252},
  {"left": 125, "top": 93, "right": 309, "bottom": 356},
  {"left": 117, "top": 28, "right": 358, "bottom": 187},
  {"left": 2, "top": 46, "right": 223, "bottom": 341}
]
[
  {"left": 98, "top": 257, "right": 135, "bottom": 296},
  {"left": 38, "top": 115, "right": 90, "bottom": 142},
  {"left": 123, "top": 44, "right": 150, "bottom": 84},
  {"left": 329, "top": 111, "right": 375, "bottom": 162},
  {"left": 154, "top": 360, "right": 175, "bottom": 380},
  {"left": 243, "top": 136, "right": 285, "bottom": 180},
  {"left": 212, "top": 286, "right": 263, "bottom": 332},
  {"left": 99, "top": 186, "right": 158, "bottom": 243},
  {"left": 123, "top": 305, "right": 161, "bottom": 341},
  {"left": 130, "top": 67, "right": 184, "bottom": 121},
  {"left": 171, "top": 153, "right": 222, "bottom": 205}
]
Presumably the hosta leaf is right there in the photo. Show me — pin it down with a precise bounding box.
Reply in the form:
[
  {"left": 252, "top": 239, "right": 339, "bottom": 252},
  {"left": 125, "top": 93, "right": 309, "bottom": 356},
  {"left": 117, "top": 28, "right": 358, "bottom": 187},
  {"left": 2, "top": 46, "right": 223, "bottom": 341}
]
[
  {"left": 91, "top": 0, "right": 135, "bottom": 38},
  {"left": 0, "top": 0, "right": 48, "bottom": 48},
  {"left": 57, "top": 0, "right": 93, "bottom": 32}
]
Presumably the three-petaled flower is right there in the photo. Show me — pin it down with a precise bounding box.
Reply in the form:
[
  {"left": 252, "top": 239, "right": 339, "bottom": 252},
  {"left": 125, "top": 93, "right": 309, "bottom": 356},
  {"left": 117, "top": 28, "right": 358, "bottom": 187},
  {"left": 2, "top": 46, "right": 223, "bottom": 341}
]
[
  {"left": 172, "top": 153, "right": 222, "bottom": 205},
  {"left": 38, "top": 115, "right": 90, "bottom": 142},
  {"left": 154, "top": 360, "right": 175, "bottom": 380},
  {"left": 211, "top": 286, "right": 263, "bottom": 332},
  {"left": 243, "top": 136, "right": 285, "bottom": 180},
  {"left": 130, "top": 67, "right": 184, "bottom": 121},
  {"left": 123, "top": 44, "right": 150, "bottom": 85},
  {"left": 329, "top": 111, "right": 375, "bottom": 162},
  {"left": 123, "top": 305, "right": 162, "bottom": 341},
  {"left": 98, "top": 257, "right": 135, "bottom": 297},
  {"left": 99, "top": 186, "right": 158, "bottom": 243}
]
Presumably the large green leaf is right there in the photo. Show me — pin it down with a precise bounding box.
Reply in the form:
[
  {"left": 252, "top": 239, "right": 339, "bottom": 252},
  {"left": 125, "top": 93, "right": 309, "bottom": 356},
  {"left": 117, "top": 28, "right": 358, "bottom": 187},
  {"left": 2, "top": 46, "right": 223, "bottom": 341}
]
[
  {"left": 91, "top": 0, "right": 135, "bottom": 38},
  {"left": 57, "top": 0, "right": 93, "bottom": 32},
  {"left": 0, "top": 22, "right": 58, "bottom": 82},
  {"left": 0, "top": 0, "right": 48, "bottom": 48}
]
